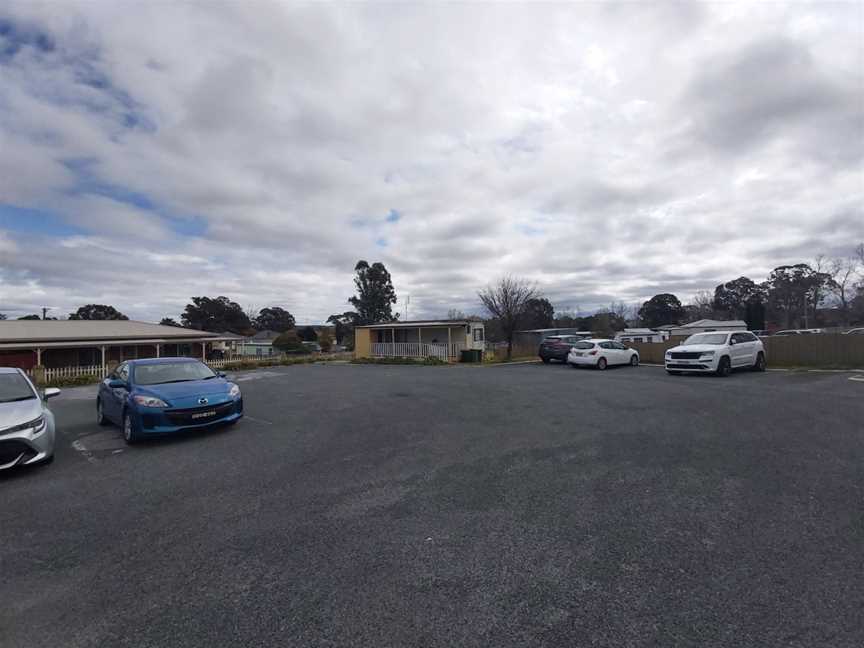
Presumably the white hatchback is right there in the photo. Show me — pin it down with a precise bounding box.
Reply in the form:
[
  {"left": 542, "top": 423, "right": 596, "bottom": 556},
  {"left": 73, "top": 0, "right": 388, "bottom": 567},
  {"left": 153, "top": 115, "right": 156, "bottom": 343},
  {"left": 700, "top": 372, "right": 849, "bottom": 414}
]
[
  {"left": 665, "top": 331, "right": 766, "bottom": 377},
  {"left": 567, "top": 339, "right": 639, "bottom": 370}
]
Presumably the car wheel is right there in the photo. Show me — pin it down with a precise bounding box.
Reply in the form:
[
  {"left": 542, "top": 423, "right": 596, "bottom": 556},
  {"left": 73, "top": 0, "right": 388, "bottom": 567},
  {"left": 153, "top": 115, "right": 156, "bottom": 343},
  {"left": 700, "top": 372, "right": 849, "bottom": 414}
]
[
  {"left": 630, "top": 354, "right": 639, "bottom": 367},
  {"left": 716, "top": 356, "right": 732, "bottom": 377},
  {"left": 96, "top": 399, "right": 109, "bottom": 426},
  {"left": 597, "top": 357, "right": 607, "bottom": 370},
  {"left": 753, "top": 352, "right": 766, "bottom": 372},
  {"left": 122, "top": 411, "right": 138, "bottom": 445}
]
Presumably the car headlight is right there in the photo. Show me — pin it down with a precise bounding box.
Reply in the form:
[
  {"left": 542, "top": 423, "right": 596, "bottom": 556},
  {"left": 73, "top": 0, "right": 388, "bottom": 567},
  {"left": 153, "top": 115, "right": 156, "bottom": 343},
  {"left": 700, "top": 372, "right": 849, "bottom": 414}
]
[
  {"left": 228, "top": 383, "right": 241, "bottom": 399},
  {"left": 133, "top": 395, "right": 168, "bottom": 408},
  {"left": 2, "top": 415, "right": 45, "bottom": 435},
  {"left": 698, "top": 351, "right": 715, "bottom": 358}
]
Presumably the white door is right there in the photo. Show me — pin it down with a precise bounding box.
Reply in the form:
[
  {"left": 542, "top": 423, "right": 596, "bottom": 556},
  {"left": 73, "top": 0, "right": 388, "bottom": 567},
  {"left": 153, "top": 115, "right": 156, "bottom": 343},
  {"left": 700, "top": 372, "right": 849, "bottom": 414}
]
[{"left": 729, "top": 333, "right": 751, "bottom": 367}]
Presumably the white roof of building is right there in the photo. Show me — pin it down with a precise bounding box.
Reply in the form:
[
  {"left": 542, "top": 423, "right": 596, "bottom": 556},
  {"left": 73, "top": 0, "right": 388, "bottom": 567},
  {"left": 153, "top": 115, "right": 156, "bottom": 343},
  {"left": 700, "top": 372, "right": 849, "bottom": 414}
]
[
  {"left": 0, "top": 320, "right": 224, "bottom": 345},
  {"left": 620, "top": 328, "right": 658, "bottom": 335},
  {"left": 677, "top": 319, "right": 747, "bottom": 329}
]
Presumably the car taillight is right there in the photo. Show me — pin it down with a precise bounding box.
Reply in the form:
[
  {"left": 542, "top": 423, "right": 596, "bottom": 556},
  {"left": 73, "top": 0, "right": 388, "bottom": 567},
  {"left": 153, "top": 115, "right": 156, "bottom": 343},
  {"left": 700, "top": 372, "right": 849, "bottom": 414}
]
[{"left": 588, "top": 350, "right": 597, "bottom": 355}]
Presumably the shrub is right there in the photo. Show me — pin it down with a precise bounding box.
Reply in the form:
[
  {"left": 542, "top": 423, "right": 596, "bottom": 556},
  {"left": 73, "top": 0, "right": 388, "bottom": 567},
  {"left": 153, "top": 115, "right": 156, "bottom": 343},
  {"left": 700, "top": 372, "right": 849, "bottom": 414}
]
[
  {"left": 273, "top": 330, "right": 304, "bottom": 353},
  {"left": 318, "top": 329, "right": 333, "bottom": 352}
]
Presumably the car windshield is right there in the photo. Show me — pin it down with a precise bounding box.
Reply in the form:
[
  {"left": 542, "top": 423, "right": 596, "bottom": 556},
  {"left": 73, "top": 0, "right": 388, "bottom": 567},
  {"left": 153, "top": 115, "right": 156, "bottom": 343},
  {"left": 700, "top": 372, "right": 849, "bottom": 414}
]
[
  {"left": 0, "top": 373, "right": 37, "bottom": 403},
  {"left": 684, "top": 333, "right": 728, "bottom": 345},
  {"left": 133, "top": 362, "right": 216, "bottom": 385}
]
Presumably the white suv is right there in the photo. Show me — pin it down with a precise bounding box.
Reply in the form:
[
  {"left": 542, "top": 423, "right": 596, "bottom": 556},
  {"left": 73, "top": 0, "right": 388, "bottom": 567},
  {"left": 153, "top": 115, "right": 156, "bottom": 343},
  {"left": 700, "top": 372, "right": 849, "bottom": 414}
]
[{"left": 665, "top": 331, "right": 766, "bottom": 377}]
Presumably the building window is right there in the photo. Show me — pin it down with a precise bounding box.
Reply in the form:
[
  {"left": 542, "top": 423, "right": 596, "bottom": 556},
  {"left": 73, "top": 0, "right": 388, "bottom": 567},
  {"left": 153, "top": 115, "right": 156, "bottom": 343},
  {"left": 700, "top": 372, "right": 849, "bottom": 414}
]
[{"left": 473, "top": 328, "right": 484, "bottom": 342}]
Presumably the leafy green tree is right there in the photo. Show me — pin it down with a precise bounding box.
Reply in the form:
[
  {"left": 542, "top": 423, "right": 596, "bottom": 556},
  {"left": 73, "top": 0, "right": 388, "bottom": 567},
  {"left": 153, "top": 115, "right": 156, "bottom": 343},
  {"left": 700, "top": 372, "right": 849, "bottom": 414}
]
[
  {"left": 181, "top": 296, "right": 251, "bottom": 334},
  {"left": 298, "top": 326, "right": 318, "bottom": 342},
  {"left": 764, "top": 264, "right": 832, "bottom": 328},
  {"left": 17, "top": 314, "right": 41, "bottom": 320},
  {"left": 638, "top": 293, "right": 685, "bottom": 328},
  {"left": 69, "top": 304, "right": 129, "bottom": 320},
  {"left": 159, "top": 317, "right": 183, "bottom": 327},
  {"left": 348, "top": 260, "right": 397, "bottom": 324},
  {"left": 0, "top": 313, "right": 6, "bottom": 320},
  {"left": 522, "top": 297, "right": 555, "bottom": 329},
  {"left": 327, "top": 312, "right": 356, "bottom": 344},
  {"left": 253, "top": 307, "right": 295, "bottom": 332},
  {"left": 273, "top": 330, "right": 304, "bottom": 353},
  {"left": 713, "top": 277, "right": 763, "bottom": 316}
]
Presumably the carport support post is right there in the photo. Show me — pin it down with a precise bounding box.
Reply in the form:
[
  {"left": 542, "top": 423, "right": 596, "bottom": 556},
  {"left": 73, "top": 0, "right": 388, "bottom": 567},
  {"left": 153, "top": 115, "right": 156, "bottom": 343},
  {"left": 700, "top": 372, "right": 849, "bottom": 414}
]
[
  {"left": 201, "top": 342, "right": 206, "bottom": 361},
  {"left": 156, "top": 343, "right": 160, "bottom": 358},
  {"left": 35, "top": 347, "right": 42, "bottom": 366},
  {"left": 391, "top": 328, "right": 395, "bottom": 357},
  {"left": 447, "top": 327, "right": 452, "bottom": 361},
  {"left": 100, "top": 346, "right": 106, "bottom": 376}
]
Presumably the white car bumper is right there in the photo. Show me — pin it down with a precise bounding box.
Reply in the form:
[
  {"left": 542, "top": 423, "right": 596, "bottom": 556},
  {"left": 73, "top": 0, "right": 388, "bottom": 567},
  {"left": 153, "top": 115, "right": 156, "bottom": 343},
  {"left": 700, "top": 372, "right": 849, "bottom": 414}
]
[
  {"left": 664, "top": 355, "right": 720, "bottom": 372},
  {"left": 568, "top": 353, "right": 600, "bottom": 366}
]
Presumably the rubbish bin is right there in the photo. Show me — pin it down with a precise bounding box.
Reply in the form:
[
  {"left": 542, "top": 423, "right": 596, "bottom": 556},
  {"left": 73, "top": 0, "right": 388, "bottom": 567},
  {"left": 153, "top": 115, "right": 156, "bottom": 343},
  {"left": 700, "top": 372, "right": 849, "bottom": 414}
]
[{"left": 461, "top": 349, "right": 482, "bottom": 363}]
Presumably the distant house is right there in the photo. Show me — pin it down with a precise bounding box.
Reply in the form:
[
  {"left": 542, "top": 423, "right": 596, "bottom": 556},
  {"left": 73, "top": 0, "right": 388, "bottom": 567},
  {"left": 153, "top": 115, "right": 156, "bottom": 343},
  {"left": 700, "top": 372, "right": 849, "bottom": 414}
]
[
  {"left": 237, "top": 330, "right": 282, "bottom": 357},
  {"left": 668, "top": 319, "right": 747, "bottom": 337},
  {"left": 354, "top": 319, "right": 485, "bottom": 362},
  {"left": 514, "top": 328, "right": 594, "bottom": 348},
  {"left": 616, "top": 328, "right": 669, "bottom": 343}
]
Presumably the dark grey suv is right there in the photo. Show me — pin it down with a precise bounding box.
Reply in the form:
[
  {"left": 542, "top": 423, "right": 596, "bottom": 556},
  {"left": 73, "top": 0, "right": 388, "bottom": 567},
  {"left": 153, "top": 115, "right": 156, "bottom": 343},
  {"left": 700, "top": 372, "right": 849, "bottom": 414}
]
[{"left": 539, "top": 335, "right": 588, "bottom": 363}]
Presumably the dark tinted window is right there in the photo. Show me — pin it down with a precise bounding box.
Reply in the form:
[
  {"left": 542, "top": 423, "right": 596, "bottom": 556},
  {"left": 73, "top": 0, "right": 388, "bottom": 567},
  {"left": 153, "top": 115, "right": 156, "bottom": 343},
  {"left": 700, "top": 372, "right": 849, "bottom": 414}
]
[
  {"left": 573, "top": 342, "right": 594, "bottom": 350},
  {"left": 0, "top": 373, "right": 37, "bottom": 403},
  {"left": 133, "top": 362, "right": 216, "bottom": 385},
  {"left": 599, "top": 341, "right": 614, "bottom": 349}
]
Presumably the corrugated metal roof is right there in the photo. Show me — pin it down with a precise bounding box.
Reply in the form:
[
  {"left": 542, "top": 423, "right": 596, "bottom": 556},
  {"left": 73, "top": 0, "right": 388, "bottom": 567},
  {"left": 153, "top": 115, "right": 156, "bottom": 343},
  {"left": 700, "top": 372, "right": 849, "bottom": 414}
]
[
  {"left": 0, "top": 320, "right": 223, "bottom": 343},
  {"left": 355, "top": 320, "right": 476, "bottom": 329}
]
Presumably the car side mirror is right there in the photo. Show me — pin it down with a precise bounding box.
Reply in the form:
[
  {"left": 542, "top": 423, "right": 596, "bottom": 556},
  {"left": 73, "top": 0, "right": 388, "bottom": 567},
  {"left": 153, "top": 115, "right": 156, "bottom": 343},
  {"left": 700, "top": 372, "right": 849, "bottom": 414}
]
[
  {"left": 218, "top": 371, "right": 226, "bottom": 378},
  {"left": 107, "top": 379, "right": 127, "bottom": 389},
  {"left": 43, "top": 387, "right": 61, "bottom": 400}
]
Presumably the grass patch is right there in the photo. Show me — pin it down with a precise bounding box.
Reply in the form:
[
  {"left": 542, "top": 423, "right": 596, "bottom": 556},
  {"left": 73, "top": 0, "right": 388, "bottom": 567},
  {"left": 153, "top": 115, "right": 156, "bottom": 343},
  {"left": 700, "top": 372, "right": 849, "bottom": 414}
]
[{"left": 350, "top": 356, "right": 449, "bottom": 366}]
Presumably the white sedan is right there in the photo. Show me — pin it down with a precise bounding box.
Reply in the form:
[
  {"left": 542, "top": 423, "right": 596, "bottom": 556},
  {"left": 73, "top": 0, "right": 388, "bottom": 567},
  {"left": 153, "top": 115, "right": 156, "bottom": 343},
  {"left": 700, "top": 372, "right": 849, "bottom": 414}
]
[{"left": 567, "top": 339, "right": 639, "bottom": 370}]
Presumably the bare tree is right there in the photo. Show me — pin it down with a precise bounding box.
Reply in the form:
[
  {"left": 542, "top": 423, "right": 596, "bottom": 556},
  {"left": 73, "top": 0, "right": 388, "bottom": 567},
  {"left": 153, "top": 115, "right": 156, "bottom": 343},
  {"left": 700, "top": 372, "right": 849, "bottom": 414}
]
[
  {"left": 478, "top": 277, "right": 538, "bottom": 359},
  {"left": 244, "top": 303, "right": 260, "bottom": 326},
  {"left": 826, "top": 247, "right": 862, "bottom": 325},
  {"left": 690, "top": 290, "right": 716, "bottom": 320},
  {"left": 447, "top": 309, "right": 467, "bottom": 320}
]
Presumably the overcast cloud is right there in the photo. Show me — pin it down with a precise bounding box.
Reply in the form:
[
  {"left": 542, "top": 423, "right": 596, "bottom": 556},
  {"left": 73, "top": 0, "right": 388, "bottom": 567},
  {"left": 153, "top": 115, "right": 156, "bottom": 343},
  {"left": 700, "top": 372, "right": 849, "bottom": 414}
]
[{"left": 0, "top": 2, "right": 861, "bottom": 322}]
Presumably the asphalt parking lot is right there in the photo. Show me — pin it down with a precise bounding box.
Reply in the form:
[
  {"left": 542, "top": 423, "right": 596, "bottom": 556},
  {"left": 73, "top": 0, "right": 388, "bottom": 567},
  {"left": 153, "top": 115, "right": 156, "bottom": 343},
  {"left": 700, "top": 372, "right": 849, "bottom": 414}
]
[{"left": 2, "top": 363, "right": 862, "bottom": 647}]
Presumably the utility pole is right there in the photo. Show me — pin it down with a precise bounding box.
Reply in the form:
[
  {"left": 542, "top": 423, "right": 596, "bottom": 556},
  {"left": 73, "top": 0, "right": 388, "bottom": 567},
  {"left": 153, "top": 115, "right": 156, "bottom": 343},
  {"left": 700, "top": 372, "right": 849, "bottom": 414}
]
[{"left": 41, "top": 307, "right": 49, "bottom": 320}]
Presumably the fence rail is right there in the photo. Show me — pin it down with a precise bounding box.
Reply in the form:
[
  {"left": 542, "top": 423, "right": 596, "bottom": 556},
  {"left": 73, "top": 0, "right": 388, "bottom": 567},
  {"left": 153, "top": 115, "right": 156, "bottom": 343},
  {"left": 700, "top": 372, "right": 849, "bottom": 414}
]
[
  {"left": 625, "top": 333, "right": 864, "bottom": 367},
  {"left": 28, "top": 364, "right": 104, "bottom": 383},
  {"left": 370, "top": 342, "right": 464, "bottom": 360}
]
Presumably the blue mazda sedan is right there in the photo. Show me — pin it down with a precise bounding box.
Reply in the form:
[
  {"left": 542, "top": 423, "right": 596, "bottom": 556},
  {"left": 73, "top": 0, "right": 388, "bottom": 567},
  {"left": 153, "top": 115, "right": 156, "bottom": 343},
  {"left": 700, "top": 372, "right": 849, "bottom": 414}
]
[{"left": 96, "top": 358, "right": 243, "bottom": 444}]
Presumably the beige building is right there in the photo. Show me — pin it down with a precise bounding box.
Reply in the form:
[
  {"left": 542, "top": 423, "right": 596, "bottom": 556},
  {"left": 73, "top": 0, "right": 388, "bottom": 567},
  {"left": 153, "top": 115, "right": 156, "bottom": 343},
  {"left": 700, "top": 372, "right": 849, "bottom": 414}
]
[{"left": 354, "top": 320, "right": 485, "bottom": 362}]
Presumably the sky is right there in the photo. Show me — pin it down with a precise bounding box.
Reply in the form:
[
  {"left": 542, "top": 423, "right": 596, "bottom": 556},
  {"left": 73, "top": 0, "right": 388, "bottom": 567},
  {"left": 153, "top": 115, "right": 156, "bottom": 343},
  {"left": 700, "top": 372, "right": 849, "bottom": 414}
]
[{"left": 0, "top": 2, "right": 861, "bottom": 323}]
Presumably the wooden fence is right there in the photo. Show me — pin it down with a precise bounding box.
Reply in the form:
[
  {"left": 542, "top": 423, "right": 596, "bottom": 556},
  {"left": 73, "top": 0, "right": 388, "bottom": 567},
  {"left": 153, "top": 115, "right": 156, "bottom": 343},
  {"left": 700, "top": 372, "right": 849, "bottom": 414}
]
[{"left": 625, "top": 334, "right": 864, "bottom": 368}]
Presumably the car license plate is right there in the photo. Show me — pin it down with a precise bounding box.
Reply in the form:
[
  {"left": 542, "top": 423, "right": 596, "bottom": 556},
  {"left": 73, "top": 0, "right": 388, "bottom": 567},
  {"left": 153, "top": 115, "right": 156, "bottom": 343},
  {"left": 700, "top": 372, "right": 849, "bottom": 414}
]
[
  {"left": 191, "top": 410, "right": 216, "bottom": 420},
  {"left": 576, "top": 352, "right": 585, "bottom": 356}
]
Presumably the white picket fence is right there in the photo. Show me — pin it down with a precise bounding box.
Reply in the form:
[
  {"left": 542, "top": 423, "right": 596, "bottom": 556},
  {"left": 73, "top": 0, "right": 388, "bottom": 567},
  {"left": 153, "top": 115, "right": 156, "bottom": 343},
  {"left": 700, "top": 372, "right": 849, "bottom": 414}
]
[
  {"left": 370, "top": 342, "right": 464, "bottom": 360},
  {"left": 29, "top": 364, "right": 104, "bottom": 383},
  {"left": 205, "top": 354, "right": 287, "bottom": 369}
]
